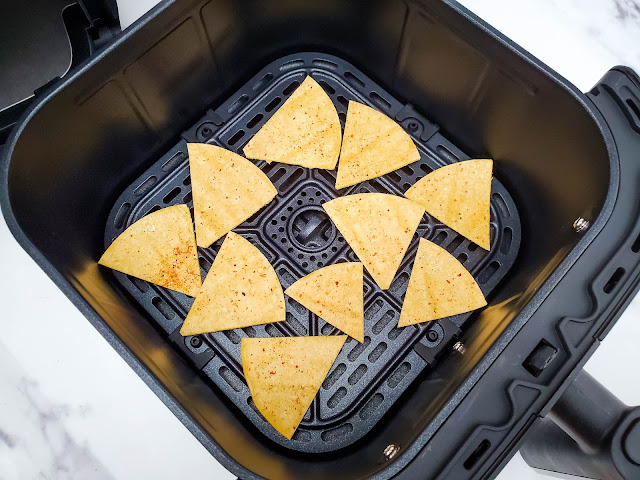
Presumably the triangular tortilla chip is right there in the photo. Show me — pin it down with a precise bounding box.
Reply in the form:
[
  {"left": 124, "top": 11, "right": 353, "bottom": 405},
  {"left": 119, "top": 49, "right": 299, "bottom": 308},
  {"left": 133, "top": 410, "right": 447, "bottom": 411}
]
[
  {"left": 242, "top": 335, "right": 346, "bottom": 439},
  {"left": 335, "top": 101, "right": 420, "bottom": 189},
  {"left": 323, "top": 193, "right": 424, "bottom": 290},
  {"left": 180, "top": 232, "right": 285, "bottom": 335},
  {"left": 398, "top": 238, "right": 486, "bottom": 327},
  {"left": 285, "top": 263, "right": 364, "bottom": 342},
  {"left": 188, "top": 143, "right": 277, "bottom": 248},
  {"left": 99, "top": 204, "right": 201, "bottom": 297},
  {"left": 243, "top": 76, "right": 341, "bottom": 169},
  {"left": 405, "top": 159, "right": 493, "bottom": 250}
]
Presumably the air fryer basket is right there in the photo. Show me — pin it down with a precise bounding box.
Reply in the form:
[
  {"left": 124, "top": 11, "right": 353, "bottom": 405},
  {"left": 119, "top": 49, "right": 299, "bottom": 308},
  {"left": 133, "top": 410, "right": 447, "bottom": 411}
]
[
  {"left": 104, "top": 52, "right": 520, "bottom": 452},
  {"left": 3, "top": 1, "right": 640, "bottom": 479}
]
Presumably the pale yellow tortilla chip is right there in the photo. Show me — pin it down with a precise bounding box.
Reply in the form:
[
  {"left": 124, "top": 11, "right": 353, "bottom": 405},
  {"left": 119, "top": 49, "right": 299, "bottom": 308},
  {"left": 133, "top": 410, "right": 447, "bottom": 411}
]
[
  {"left": 243, "top": 76, "right": 341, "bottom": 169},
  {"left": 242, "top": 335, "right": 346, "bottom": 439},
  {"left": 99, "top": 204, "right": 201, "bottom": 297},
  {"left": 188, "top": 143, "right": 277, "bottom": 248},
  {"left": 285, "top": 263, "right": 364, "bottom": 342},
  {"left": 180, "top": 232, "right": 285, "bottom": 335},
  {"left": 323, "top": 193, "right": 424, "bottom": 290},
  {"left": 335, "top": 101, "right": 420, "bottom": 189},
  {"left": 398, "top": 238, "right": 486, "bottom": 327},
  {"left": 405, "top": 159, "right": 493, "bottom": 250}
]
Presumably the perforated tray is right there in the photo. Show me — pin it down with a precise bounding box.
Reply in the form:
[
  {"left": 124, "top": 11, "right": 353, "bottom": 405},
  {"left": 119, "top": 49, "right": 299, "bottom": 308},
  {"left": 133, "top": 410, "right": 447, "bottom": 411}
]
[{"left": 104, "top": 53, "right": 520, "bottom": 453}]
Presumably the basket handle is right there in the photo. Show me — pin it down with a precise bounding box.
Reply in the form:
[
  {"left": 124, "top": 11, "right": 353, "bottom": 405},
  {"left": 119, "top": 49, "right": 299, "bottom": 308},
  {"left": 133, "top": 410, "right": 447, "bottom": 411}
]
[{"left": 520, "top": 370, "right": 640, "bottom": 479}]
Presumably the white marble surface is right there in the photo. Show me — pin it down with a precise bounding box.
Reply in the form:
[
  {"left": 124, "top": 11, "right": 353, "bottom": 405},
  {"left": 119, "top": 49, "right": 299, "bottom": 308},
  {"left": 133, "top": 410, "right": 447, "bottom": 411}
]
[{"left": 2, "top": 1, "right": 640, "bottom": 478}]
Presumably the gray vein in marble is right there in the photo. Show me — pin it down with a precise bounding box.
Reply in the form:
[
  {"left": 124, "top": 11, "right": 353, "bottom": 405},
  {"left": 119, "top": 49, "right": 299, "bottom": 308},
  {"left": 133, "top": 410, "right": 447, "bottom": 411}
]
[
  {"left": 0, "top": 429, "right": 17, "bottom": 449},
  {"left": 0, "top": 343, "right": 114, "bottom": 480},
  {"left": 613, "top": 0, "right": 640, "bottom": 21}
]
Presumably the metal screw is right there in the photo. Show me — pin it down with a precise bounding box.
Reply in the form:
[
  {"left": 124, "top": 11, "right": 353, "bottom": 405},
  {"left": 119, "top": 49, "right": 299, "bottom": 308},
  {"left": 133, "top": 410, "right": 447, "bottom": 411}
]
[
  {"left": 573, "top": 217, "right": 590, "bottom": 233},
  {"left": 452, "top": 341, "right": 466, "bottom": 354},
  {"left": 383, "top": 444, "right": 400, "bottom": 460},
  {"left": 197, "top": 122, "right": 216, "bottom": 140}
]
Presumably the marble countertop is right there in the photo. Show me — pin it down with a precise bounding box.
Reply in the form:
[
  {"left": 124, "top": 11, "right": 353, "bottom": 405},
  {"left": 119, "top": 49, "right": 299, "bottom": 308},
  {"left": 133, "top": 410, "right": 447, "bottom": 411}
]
[{"left": 2, "top": 1, "right": 640, "bottom": 478}]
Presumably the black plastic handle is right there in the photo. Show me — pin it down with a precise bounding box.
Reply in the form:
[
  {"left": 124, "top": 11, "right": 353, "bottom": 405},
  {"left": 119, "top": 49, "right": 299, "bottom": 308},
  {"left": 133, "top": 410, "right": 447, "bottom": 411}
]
[{"left": 521, "top": 371, "right": 640, "bottom": 479}]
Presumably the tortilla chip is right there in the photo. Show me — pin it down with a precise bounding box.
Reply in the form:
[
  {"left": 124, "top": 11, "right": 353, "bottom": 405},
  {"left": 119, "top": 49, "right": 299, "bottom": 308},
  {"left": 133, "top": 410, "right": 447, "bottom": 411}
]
[
  {"left": 323, "top": 193, "right": 424, "bottom": 290},
  {"left": 398, "top": 238, "right": 486, "bottom": 327},
  {"left": 335, "top": 101, "right": 420, "bottom": 189},
  {"left": 405, "top": 159, "right": 492, "bottom": 250},
  {"left": 180, "top": 232, "right": 285, "bottom": 335},
  {"left": 285, "top": 263, "right": 364, "bottom": 342},
  {"left": 242, "top": 335, "right": 346, "bottom": 439},
  {"left": 99, "top": 205, "right": 201, "bottom": 297},
  {"left": 243, "top": 76, "right": 341, "bottom": 169},
  {"left": 188, "top": 143, "right": 277, "bottom": 248}
]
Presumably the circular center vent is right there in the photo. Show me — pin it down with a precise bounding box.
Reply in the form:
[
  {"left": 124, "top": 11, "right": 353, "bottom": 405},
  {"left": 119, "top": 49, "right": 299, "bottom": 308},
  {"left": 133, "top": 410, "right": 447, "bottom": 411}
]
[{"left": 288, "top": 206, "right": 336, "bottom": 252}]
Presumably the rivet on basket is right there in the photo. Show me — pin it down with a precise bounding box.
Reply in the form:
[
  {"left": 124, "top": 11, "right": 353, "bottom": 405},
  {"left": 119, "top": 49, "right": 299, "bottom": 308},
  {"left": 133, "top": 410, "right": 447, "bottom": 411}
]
[{"left": 383, "top": 444, "right": 400, "bottom": 460}]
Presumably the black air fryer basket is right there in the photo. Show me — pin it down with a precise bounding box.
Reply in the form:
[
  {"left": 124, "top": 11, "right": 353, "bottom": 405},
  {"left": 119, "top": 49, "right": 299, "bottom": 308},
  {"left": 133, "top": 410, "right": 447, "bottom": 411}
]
[{"left": 3, "top": 1, "right": 640, "bottom": 479}]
